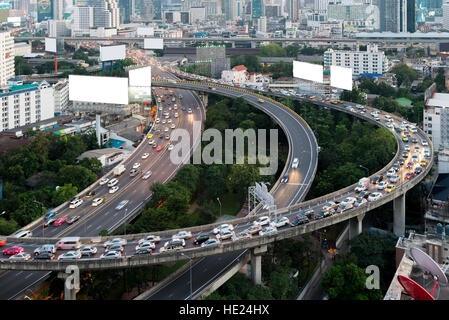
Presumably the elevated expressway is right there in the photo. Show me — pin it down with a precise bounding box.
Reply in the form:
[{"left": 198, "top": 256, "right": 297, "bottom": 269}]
[
  {"left": 0, "top": 76, "right": 318, "bottom": 299},
  {"left": 0, "top": 81, "right": 433, "bottom": 283}
]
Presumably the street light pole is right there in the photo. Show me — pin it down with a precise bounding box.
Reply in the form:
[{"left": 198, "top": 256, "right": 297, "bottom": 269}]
[
  {"left": 124, "top": 208, "right": 128, "bottom": 236},
  {"left": 216, "top": 197, "right": 222, "bottom": 216},
  {"left": 359, "top": 165, "right": 369, "bottom": 176},
  {"left": 181, "top": 252, "right": 192, "bottom": 300}
]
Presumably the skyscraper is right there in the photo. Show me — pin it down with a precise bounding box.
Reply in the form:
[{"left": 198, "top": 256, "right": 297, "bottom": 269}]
[
  {"left": 53, "top": 0, "right": 63, "bottom": 20},
  {"left": 379, "top": 0, "right": 407, "bottom": 32},
  {"left": 407, "top": 0, "right": 416, "bottom": 32},
  {"left": 286, "top": 0, "right": 298, "bottom": 21},
  {"left": 252, "top": 0, "right": 264, "bottom": 19}
]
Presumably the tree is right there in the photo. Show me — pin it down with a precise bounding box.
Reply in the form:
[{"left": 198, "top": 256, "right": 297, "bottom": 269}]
[
  {"left": 72, "top": 49, "right": 89, "bottom": 62},
  {"left": 174, "top": 165, "right": 200, "bottom": 195},
  {"left": 0, "top": 218, "right": 19, "bottom": 235},
  {"left": 14, "top": 56, "right": 33, "bottom": 75},
  {"left": 259, "top": 43, "right": 286, "bottom": 57},
  {"left": 285, "top": 44, "right": 300, "bottom": 58},
  {"left": 203, "top": 165, "right": 227, "bottom": 199},
  {"left": 227, "top": 164, "right": 259, "bottom": 194},
  {"left": 269, "top": 269, "right": 295, "bottom": 299},
  {"left": 79, "top": 157, "right": 103, "bottom": 175},
  {"left": 52, "top": 184, "right": 78, "bottom": 207},
  {"left": 390, "top": 63, "right": 418, "bottom": 87},
  {"left": 57, "top": 165, "right": 97, "bottom": 190}
]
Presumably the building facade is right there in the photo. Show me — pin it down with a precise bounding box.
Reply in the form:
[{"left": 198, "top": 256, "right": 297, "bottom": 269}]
[{"left": 0, "top": 32, "right": 14, "bottom": 87}]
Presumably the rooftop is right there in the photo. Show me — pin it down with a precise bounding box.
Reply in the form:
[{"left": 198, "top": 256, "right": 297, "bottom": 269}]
[
  {"left": 233, "top": 65, "right": 247, "bottom": 72},
  {"left": 430, "top": 174, "right": 449, "bottom": 202},
  {"left": 427, "top": 93, "right": 449, "bottom": 108},
  {"left": 77, "top": 148, "right": 126, "bottom": 161}
]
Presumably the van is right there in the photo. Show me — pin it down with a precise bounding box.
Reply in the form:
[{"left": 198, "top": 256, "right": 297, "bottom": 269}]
[
  {"left": 13, "top": 230, "right": 32, "bottom": 238},
  {"left": 56, "top": 237, "right": 81, "bottom": 250}
]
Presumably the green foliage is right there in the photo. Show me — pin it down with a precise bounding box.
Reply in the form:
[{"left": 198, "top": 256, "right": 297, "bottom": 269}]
[
  {"left": 259, "top": 43, "right": 286, "bottom": 57},
  {"left": 79, "top": 157, "right": 103, "bottom": 175},
  {"left": 321, "top": 254, "right": 383, "bottom": 300},
  {"left": 0, "top": 218, "right": 19, "bottom": 235},
  {"left": 57, "top": 165, "right": 98, "bottom": 191},
  {"left": 340, "top": 88, "right": 367, "bottom": 104},
  {"left": 390, "top": 63, "right": 418, "bottom": 87},
  {"left": 262, "top": 61, "right": 293, "bottom": 79},
  {"left": 52, "top": 184, "right": 78, "bottom": 207},
  {"left": 230, "top": 55, "right": 261, "bottom": 73},
  {"left": 72, "top": 49, "right": 89, "bottom": 62},
  {"left": 14, "top": 56, "right": 33, "bottom": 75},
  {"left": 299, "top": 46, "right": 327, "bottom": 55}
]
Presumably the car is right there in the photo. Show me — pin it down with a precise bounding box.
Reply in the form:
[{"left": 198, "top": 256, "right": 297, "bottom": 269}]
[
  {"left": 233, "top": 231, "right": 252, "bottom": 241},
  {"left": 281, "top": 174, "right": 289, "bottom": 183},
  {"left": 404, "top": 145, "right": 410, "bottom": 151},
  {"left": 34, "top": 252, "right": 55, "bottom": 260},
  {"left": 259, "top": 226, "right": 278, "bottom": 236},
  {"left": 53, "top": 217, "right": 68, "bottom": 226},
  {"left": 133, "top": 162, "right": 141, "bottom": 169},
  {"left": 411, "top": 137, "right": 417, "bottom": 144},
  {"left": 9, "top": 252, "right": 31, "bottom": 261},
  {"left": 58, "top": 251, "right": 82, "bottom": 260},
  {"left": 270, "top": 217, "right": 290, "bottom": 228},
  {"left": 377, "top": 181, "right": 388, "bottom": 190},
  {"left": 253, "top": 216, "right": 270, "bottom": 226},
  {"left": 213, "top": 224, "right": 234, "bottom": 234},
  {"left": 43, "top": 218, "right": 56, "bottom": 227},
  {"left": 359, "top": 191, "right": 370, "bottom": 199},
  {"left": 398, "top": 158, "right": 405, "bottom": 166},
  {"left": 315, "top": 210, "right": 332, "bottom": 219},
  {"left": 167, "top": 119, "right": 172, "bottom": 124},
  {"left": 292, "top": 158, "right": 299, "bottom": 168},
  {"left": 354, "top": 198, "right": 367, "bottom": 207},
  {"left": 107, "top": 178, "right": 118, "bottom": 187},
  {"left": 420, "top": 160, "right": 428, "bottom": 167},
  {"left": 172, "top": 231, "right": 193, "bottom": 240},
  {"left": 170, "top": 123, "right": 176, "bottom": 129},
  {"left": 422, "top": 140, "right": 428, "bottom": 146},
  {"left": 147, "top": 134, "right": 153, "bottom": 140},
  {"left": 137, "top": 235, "right": 161, "bottom": 245},
  {"left": 164, "top": 127, "right": 169, "bottom": 132},
  {"left": 402, "top": 151, "right": 409, "bottom": 158},
  {"left": 392, "top": 164, "right": 399, "bottom": 172},
  {"left": 414, "top": 167, "right": 422, "bottom": 175},
  {"left": 142, "top": 153, "right": 150, "bottom": 159},
  {"left": 143, "top": 170, "right": 152, "bottom": 180},
  {"left": 322, "top": 202, "right": 337, "bottom": 211},
  {"left": 99, "top": 178, "right": 109, "bottom": 185},
  {"left": 148, "top": 139, "right": 155, "bottom": 145},
  {"left": 160, "top": 239, "right": 185, "bottom": 252},
  {"left": 188, "top": 108, "right": 192, "bottom": 114},
  {"left": 100, "top": 251, "right": 122, "bottom": 259},
  {"left": 412, "top": 154, "right": 419, "bottom": 163},
  {"left": 342, "top": 197, "right": 357, "bottom": 205},
  {"left": 80, "top": 246, "right": 97, "bottom": 257},
  {"left": 130, "top": 168, "right": 140, "bottom": 177},
  {"left": 165, "top": 134, "right": 170, "bottom": 140},
  {"left": 153, "top": 143, "right": 158, "bottom": 148},
  {"left": 290, "top": 215, "right": 309, "bottom": 226},
  {"left": 386, "top": 169, "right": 395, "bottom": 177},
  {"left": 109, "top": 186, "right": 119, "bottom": 194},
  {"left": 372, "top": 176, "right": 383, "bottom": 184},
  {"left": 44, "top": 211, "right": 57, "bottom": 220},
  {"left": 92, "top": 197, "right": 103, "bottom": 206},
  {"left": 86, "top": 190, "right": 96, "bottom": 198},
  {"left": 385, "top": 184, "right": 396, "bottom": 193},
  {"left": 337, "top": 203, "right": 353, "bottom": 213},
  {"left": 104, "top": 238, "right": 127, "bottom": 247},
  {"left": 193, "top": 234, "right": 210, "bottom": 245},
  {"left": 69, "top": 199, "right": 83, "bottom": 209},
  {"left": 247, "top": 225, "right": 262, "bottom": 235},
  {"left": 134, "top": 249, "right": 152, "bottom": 256},
  {"left": 115, "top": 200, "right": 129, "bottom": 210},
  {"left": 389, "top": 175, "right": 400, "bottom": 183},
  {"left": 3, "top": 246, "right": 24, "bottom": 256},
  {"left": 405, "top": 172, "right": 415, "bottom": 180},
  {"left": 34, "top": 244, "right": 56, "bottom": 256},
  {"left": 135, "top": 241, "right": 156, "bottom": 251},
  {"left": 368, "top": 192, "right": 382, "bottom": 202},
  {"left": 406, "top": 162, "right": 414, "bottom": 169},
  {"left": 201, "top": 239, "right": 220, "bottom": 248},
  {"left": 402, "top": 136, "right": 409, "bottom": 142},
  {"left": 216, "top": 230, "right": 235, "bottom": 241},
  {"left": 156, "top": 146, "right": 163, "bottom": 152},
  {"left": 105, "top": 244, "right": 124, "bottom": 253}
]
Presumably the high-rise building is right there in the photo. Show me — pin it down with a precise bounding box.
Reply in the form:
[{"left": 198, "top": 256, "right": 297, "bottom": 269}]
[
  {"left": 0, "top": 32, "right": 14, "bottom": 87},
  {"left": 257, "top": 15, "right": 267, "bottom": 32},
  {"left": 118, "top": 0, "right": 133, "bottom": 23},
  {"left": 49, "top": 19, "right": 71, "bottom": 36},
  {"left": 407, "top": 0, "right": 416, "bottom": 32},
  {"left": 416, "top": 0, "right": 443, "bottom": 23},
  {"left": 72, "top": 6, "right": 94, "bottom": 35},
  {"left": 252, "top": 0, "right": 264, "bottom": 19},
  {"left": 37, "top": 0, "right": 53, "bottom": 22},
  {"left": 286, "top": 0, "right": 298, "bottom": 21},
  {"left": 223, "top": 0, "right": 235, "bottom": 20},
  {"left": 443, "top": 1, "right": 449, "bottom": 30},
  {"left": 53, "top": 0, "right": 64, "bottom": 20},
  {"left": 379, "top": 0, "right": 407, "bottom": 32}
]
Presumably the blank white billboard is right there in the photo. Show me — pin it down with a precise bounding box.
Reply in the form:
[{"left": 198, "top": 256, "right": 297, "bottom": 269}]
[
  {"left": 330, "top": 65, "right": 353, "bottom": 91},
  {"left": 100, "top": 45, "right": 126, "bottom": 62},
  {"left": 144, "top": 38, "right": 164, "bottom": 50},
  {"left": 69, "top": 75, "right": 129, "bottom": 105},
  {"left": 45, "top": 37, "right": 57, "bottom": 53},
  {"left": 137, "top": 27, "right": 154, "bottom": 36},
  {"left": 129, "top": 67, "right": 152, "bottom": 103},
  {"left": 293, "top": 61, "right": 323, "bottom": 84}
]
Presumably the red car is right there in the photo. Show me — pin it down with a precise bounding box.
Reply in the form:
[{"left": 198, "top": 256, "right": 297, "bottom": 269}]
[
  {"left": 53, "top": 217, "right": 68, "bottom": 226},
  {"left": 156, "top": 146, "right": 163, "bottom": 152},
  {"left": 0, "top": 238, "right": 6, "bottom": 247},
  {"left": 3, "top": 246, "right": 24, "bottom": 255},
  {"left": 405, "top": 172, "right": 415, "bottom": 180}
]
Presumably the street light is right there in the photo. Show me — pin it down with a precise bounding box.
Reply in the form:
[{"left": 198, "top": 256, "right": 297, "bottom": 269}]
[
  {"left": 181, "top": 252, "right": 193, "bottom": 300},
  {"left": 359, "top": 165, "right": 369, "bottom": 176},
  {"left": 124, "top": 208, "right": 128, "bottom": 236},
  {"left": 33, "top": 201, "right": 45, "bottom": 237},
  {"left": 216, "top": 197, "right": 222, "bottom": 216}
]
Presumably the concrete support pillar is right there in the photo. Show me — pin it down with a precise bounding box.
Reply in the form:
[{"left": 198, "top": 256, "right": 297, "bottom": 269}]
[
  {"left": 349, "top": 214, "right": 364, "bottom": 240},
  {"left": 250, "top": 245, "right": 267, "bottom": 285},
  {"left": 231, "top": 41, "right": 235, "bottom": 48},
  {"left": 96, "top": 114, "right": 101, "bottom": 148},
  {"left": 393, "top": 193, "right": 406, "bottom": 237}
]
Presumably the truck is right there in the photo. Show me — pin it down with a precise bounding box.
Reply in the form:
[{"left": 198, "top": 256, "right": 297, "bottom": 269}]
[
  {"left": 113, "top": 164, "right": 126, "bottom": 176},
  {"left": 355, "top": 177, "right": 370, "bottom": 192}
]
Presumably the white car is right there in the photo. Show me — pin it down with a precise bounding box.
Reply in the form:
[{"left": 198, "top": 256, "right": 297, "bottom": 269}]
[
  {"left": 100, "top": 251, "right": 122, "bottom": 259},
  {"left": 58, "top": 251, "right": 82, "bottom": 260},
  {"left": 133, "top": 162, "right": 141, "bottom": 169},
  {"left": 341, "top": 197, "right": 357, "bottom": 205},
  {"left": 108, "top": 178, "right": 118, "bottom": 187},
  {"left": 104, "top": 238, "right": 127, "bottom": 247},
  {"left": 201, "top": 239, "right": 220, "bottom": 248},
  {"left": 172, "top": 231, "right": 192, "bottom": 240},
  {"left": 389, "top": 175, "right": 400, "bottom": 183},
  {"left": 377, "top": 181, "right": 388, "bottom": 190},
  {"left": 168, "top": 144, "right": 174, "bottom": 151},
  {"left": 99, "top": 178, "right": 109, "bottom": 186},
  {"left": 155, "top": 118, "right": 160, "bottom": 124},
  {"left": 322, "top": 202, "right": 337, "bottom": 211},
  {"left": 404, "top": 145, "right": 410, "bottom": 151},
  {"left": 109, "top": 186, "right": 119, "bottom": 194},
  {"left": 368, "top": 192, "right": 382, "bottom": 202},
  {"left": 386, "top": 169, "right": 395, "bottom": 177},
  {"left": 270, "top": 217, "right": 290, "bottom": 228},
  {"left": 213, "top": 224, "right": 234, "bottom": 234},
  {"left": 291, "top": 158, "right": 299, "bottom": 169},
  {"left": 143, "top": 170, "right": 152, "bottom": 180},
  {"left": 115, "top": 200, "right": 128, "bottom": 210},
  {"left": 164, "top": 127, "right": 169, "bottom": 132},
  {"left": 421, "top": 140, "right": 428, "bottom": 146},
  {"left": 138, "top": 235, "right": 161, "bottom": 245},
  {"left": 162, "top": 119, "right": 166, "bottom": 124},
  {"left": 9, "top": 252, "right": 31, "bottom": 260},
  {"left": 253, "top": 216, "right": 270, "bottom": 226},
  {"left": 148, "top": 139, "right": 155, "bottom": 145},
  {"left": 216, "top": 230, "right": 235, "bottom": 241},
  {"left": 354, "top": 198, "right": 367, "bottom": 207},
  {"left": 135, "top": 241, "right": 156, "bottom": 251},
  {"left": 167, "top": 119, "right": 172, "bottom": 123},
  {"left": 92, "top": 198, "right": 103, "bottom": 206},
  {"left": 69, "top": 199, "right": 83, "bottom": 209},
  {"left": 142, "top": 153, "right": 150, "bottom": 159},
  {"left": 259, "top": 226, "right": 278, "bottom": 236},
  {"left": 170, "top": 123, "right": 176, "bottom": 129}
]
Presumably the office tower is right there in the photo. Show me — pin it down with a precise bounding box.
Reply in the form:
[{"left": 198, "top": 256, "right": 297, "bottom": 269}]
[
  {"left": 72, "top": 6, "right": 94, "bottom": 34},
  {"left": 407, "top": 0, "right": 415, "bottom": 32},
  {"left": 379, "top": 0, "right": 407, "bottom": 32},
  {"left": 37, "top": 0, "right": 53, "bottom": 21},
  {"left": 118, "top": 0, "right": 132, "bottom": 23},
  {"left": 444, "top": 1, "right": 449, "bottom": 30},
  {"left": 223, "top": 0, "right": 235, "bottom": 20},
  {"left": 286, "top": 0, "right": 298, "bottom": 21},
  {"left": 258, "top": 15, "right": 267, "bottom": 32},
  {"left": 53, "top": 0, "right": 63, "bottom": 19},
  {"left": 252, "top": 0, "right": 264, "bottom": 19},
  {"left": 0, "top": 31, "right": 13, "bottom": 87}
]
